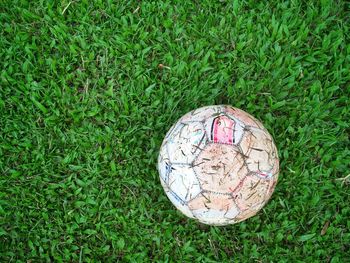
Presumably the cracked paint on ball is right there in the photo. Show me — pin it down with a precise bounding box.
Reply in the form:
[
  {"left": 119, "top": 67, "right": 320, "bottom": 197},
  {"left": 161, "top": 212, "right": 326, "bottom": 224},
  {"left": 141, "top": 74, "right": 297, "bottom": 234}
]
[{"left": 158, "top": 105, "right": 279, "bottom": 225}]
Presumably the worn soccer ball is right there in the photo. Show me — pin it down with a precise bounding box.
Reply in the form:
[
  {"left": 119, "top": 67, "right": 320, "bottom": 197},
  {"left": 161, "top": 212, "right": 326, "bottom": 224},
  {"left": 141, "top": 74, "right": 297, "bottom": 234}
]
[{"left": 158, "top": 105, "right": 279, "bottom": 226}]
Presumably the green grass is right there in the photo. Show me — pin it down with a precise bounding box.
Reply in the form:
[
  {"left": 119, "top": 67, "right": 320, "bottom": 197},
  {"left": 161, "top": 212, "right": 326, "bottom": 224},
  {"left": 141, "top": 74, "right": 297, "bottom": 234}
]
[{"left": 1, "top": 0, "right": 349, "bottom": 261}]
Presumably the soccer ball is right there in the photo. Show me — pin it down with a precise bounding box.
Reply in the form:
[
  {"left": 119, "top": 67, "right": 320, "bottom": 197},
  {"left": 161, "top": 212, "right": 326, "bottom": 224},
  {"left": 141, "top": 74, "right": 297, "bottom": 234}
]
[{"left": 158, "top": 105, "right": 279, "bottom": 226}]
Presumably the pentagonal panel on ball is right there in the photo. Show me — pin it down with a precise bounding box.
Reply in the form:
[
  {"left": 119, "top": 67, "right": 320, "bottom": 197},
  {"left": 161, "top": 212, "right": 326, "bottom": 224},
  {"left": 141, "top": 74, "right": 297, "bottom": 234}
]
[{"left": 203, "top": 114, "right": 245, "bottom": 145}]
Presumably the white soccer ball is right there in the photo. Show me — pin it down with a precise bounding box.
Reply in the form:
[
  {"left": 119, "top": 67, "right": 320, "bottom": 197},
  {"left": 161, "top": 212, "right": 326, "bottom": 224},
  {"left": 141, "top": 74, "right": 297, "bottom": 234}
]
[{"left": 158, "top": 105, "right": 279, "bottom": 226}]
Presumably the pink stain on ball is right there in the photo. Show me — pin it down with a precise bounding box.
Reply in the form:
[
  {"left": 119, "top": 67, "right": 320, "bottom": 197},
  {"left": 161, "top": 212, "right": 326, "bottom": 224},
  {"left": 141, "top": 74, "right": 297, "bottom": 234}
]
[{"left": 211, "top": 115, "right": 235, "bottom": 144}]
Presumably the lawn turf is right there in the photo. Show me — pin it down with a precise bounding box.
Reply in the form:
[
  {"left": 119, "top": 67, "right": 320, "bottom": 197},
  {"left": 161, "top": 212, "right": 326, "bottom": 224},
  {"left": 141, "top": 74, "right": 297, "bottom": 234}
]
[{"left": 0, "top": 0, "right": 350, "bottom": 262}]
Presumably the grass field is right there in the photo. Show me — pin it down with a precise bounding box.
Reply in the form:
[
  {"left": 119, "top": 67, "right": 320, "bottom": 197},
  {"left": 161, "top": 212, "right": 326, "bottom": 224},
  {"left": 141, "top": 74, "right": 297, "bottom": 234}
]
[{"left": 1, "top": 0, "right": 350, "bottom": 261}]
